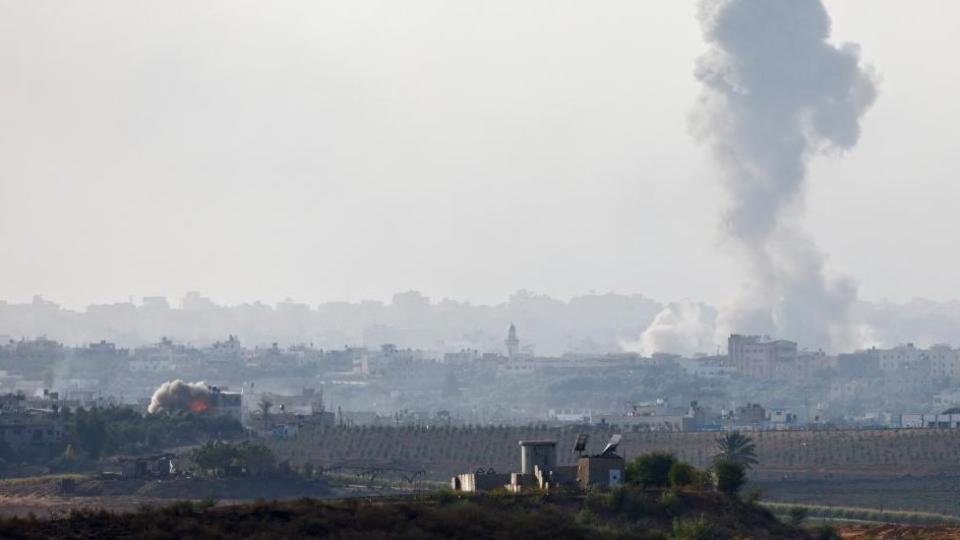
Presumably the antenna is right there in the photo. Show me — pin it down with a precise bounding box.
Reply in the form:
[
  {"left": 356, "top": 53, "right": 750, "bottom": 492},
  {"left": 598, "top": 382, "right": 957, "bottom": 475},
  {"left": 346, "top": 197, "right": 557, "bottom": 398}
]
[
  {"left": 600, "top": 434, "right": 622, "bottom": 457},
  {"left": 574, "top": 433, "right": 589, "bottom": 457}
]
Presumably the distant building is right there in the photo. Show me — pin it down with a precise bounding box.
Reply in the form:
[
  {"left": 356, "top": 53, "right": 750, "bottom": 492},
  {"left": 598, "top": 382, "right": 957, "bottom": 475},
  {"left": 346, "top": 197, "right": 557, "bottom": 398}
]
[
  {"left": 927, "top": 345, "right": 960, "bottom": 379},
  {"left": 505, "top": 324, "right": 520, "bottom": 360},
  {"left": 676, "top": 356, "right": 736, "bottom": 378},
  {"left": 901, "top": 413, "right": 960, "bottom": 429},
  {"left": 869, "top": 343, "right": 922, "bottom": 372},
  {"left": 733, "top": 403, "right": 766, "bottom": 425},
  {"left": 728, "top": 335, "right": 798, "bottom": 378},
  {"left": 207, "top": 386, "right": 242, "bottom": 420}
]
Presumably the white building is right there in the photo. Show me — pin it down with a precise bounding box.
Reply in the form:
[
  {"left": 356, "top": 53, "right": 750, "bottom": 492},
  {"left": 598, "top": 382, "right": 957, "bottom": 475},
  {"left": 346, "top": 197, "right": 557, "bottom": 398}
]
[
  {"left": 901, "top": 413, "right": 960, "bottom": 428},
  {"left": 676, "top": 357, "right": 736, "bottom": 378},
  {"left": 870, "top": 344, "right": 922, "bottom": 372},
  {"left": 927, "top": 345, "right": 960, "bottom": 379}
]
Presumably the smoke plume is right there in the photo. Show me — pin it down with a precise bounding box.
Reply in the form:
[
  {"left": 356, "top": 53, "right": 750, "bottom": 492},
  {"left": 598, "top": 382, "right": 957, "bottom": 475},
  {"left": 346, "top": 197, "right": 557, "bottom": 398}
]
[
  {"left": 692, "top": 0, "right": 877, "bottom": 350},
  {"left": 148, "top": 380, "right": 212, "bottom": 415},
  {"left": 624, "top": 301, "right": 717, "bottom": 356}
]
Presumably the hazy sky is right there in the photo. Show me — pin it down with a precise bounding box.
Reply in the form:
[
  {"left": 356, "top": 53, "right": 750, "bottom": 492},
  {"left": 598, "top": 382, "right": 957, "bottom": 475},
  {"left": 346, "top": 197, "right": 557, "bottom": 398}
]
[{"left": 1, "top": 1, "right": 957, "bottom": 309}]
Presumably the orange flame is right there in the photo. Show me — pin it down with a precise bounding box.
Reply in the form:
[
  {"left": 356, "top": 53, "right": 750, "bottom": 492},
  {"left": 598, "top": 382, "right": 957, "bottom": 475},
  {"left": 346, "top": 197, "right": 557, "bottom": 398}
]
[{"left": 189, "top": 399, "right": 210, "bottom": 413}]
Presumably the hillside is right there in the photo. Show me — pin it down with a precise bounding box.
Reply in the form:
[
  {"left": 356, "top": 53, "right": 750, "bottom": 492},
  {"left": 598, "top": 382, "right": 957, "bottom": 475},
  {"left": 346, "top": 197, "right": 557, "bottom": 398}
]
[{"left": 0, "top": 489, "right": 806, "bottom": 539}]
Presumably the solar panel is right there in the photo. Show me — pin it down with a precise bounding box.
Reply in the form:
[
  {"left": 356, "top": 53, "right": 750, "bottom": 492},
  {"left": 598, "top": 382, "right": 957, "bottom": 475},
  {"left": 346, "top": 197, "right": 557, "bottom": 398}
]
[
  {"left": 574, "top": 433, "right": 589, "bottom": 456},
  {"left": 600, "top": 433, "right": 622, "bottom": 457}
]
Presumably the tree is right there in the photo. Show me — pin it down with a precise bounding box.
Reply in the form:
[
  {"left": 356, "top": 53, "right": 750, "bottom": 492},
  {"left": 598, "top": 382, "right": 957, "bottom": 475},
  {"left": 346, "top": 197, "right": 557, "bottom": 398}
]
[
  {"left": 258, "top": 398, "right": 273, "bottom": 427},
  {"left": 714, "top": 431, "right": 758, "bottom": 469},
  {"left": 625, "top": 452, "right": 676, "bottom": 487},
  {"left": 192, "top": 441, "right": 240, "bottom": 477},
  {"left": 238, "top": 443, "right": 276, "bottom": 476},
  {"left": 75, "top": 413, "right": 107, "bottom": 459},
  {"left": 668, "top": 461, "right": 696, "bottom": 488},
  {"left": 713, "top": 460, "right": 746, "bottom": 495}
]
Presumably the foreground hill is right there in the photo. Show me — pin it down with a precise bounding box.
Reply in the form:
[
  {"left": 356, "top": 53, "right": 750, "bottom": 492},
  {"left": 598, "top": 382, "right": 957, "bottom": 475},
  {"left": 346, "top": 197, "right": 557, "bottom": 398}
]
[{"left": 0, "top": 489, "right": 806, "bottom": 539}]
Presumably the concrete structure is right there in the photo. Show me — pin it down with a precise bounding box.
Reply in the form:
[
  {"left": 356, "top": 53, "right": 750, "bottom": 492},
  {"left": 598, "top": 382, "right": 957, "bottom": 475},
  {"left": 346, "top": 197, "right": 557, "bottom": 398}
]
[
  {"left": 728, "top": 335, "right": 798, "bottom": 379},
  {"left": 518, "top": 440, "right": 557, "bottom": 474},
  {"left": 734, "top": 403, "right": 766, "bottom": 425},
  {"left": 207, "top": 386, "right": 242, "bottom": 420},
  {"left": 505, "top": 324, "right": 520, "bottom": 360},
  {"left": 0, "top": 419, "right": 68, "bottom": 450},
  {"left": 453, "top": 435, "right": 623, "bottom": 493},
  {"left": 677, "top": 357, "right": 736, "bottom": 378},
  {"left": 901, "top": 413, "right": 960, "bottom": 428},
  {"left": 451, "top": 470, "right": 512, "bottom": 492},
  {"left": 577, "top": 455, "right": 625, "bottom": 489},
  {"left": 928, "top": 345, "right": 960, "bottom": 379},
  {"left": 869, "top": 344, "right": 922, "bottom": 372}
]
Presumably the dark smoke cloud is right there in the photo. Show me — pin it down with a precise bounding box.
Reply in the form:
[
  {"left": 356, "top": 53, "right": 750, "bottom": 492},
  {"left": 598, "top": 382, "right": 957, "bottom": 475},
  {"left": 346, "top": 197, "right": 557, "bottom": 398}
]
[
  {"left": 692, "top": 0, "right": 877, "bottom": 350},
  {"left": 148, "top": 380, "right": 212, "bottom": 415}
]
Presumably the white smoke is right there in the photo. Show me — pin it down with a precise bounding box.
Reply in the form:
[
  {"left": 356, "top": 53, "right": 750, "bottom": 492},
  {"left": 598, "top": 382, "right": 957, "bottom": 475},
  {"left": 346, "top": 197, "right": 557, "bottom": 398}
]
[
  {"left": 689, "top": 0, "right": 877, "bottom": 351},
  {"left": 148, "top": 379, "right": 212, "bottom": 415},
  {"left": 623, "top": 301, "right": 717, "bottom": 356}
]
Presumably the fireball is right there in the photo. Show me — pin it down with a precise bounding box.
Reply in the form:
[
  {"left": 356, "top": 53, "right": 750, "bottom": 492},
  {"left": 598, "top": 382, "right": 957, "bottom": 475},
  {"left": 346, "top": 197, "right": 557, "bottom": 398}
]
[{"left": 189, "top": 399, "right": 210, "bottom": 413}]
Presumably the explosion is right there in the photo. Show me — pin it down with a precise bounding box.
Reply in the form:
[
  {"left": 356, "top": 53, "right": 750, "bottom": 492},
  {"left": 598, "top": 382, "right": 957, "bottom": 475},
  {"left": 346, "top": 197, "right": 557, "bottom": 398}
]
[{"left": 148, "top": 380, "right": 213, "bottom": 415}]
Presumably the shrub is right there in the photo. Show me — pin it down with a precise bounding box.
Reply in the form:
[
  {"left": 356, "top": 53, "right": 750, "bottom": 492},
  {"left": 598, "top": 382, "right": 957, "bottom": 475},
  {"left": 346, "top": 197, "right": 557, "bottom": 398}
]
[
  {"left": 713, "top": 460, "right": 746, "bottom": 495},
  {"left": 626, "top": 452, "right": 677, "bottom": 488},
  {"left": 742, "top": 486, "right": 763, "bottom": 505},
  {"left": 814, "top": 525, "right": 841, "bottom": 540},
  {"left": 671, "top": 515, "right": 713, "bottom": 540},
  {"left": 583, "top": 491, "right": 610, "bottom": 514},
  {"left": 659, "top": 490, "right": 686, "bottom": 517},
  {"left": 788, "top": 506, "right": 808, "bottom": 526},
  {"left": 608, "top": 487, "right": 657, "bottom": 519},
  {"left": 574, "top": 507, "right": 601, "bottom": 528}
]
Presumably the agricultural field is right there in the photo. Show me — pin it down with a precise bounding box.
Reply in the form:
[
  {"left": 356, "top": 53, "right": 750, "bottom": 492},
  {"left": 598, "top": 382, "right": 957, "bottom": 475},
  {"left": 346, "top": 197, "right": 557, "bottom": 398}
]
[
  {"left": 269, "top": 425, "right": 960, "bottom": 482},
  {"left": 757, "top": 476, "right": 960, "bottom": 517}
]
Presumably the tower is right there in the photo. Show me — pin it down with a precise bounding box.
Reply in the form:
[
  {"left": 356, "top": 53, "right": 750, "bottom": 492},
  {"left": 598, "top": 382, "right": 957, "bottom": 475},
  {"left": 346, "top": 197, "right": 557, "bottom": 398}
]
[{"left": 505, "top": 323, "right": 520, "bottom": 359}]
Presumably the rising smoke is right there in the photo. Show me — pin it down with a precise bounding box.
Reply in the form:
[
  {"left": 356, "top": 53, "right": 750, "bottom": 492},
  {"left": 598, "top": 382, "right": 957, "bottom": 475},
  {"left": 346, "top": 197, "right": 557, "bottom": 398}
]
[
  {"left": 148, "top": 380, "right": 213, "bottom": 415},
  {"left": 625, "top": 301, "right": 717, "bottom": 356},
  {"left": 662, "top": 0, "right": 876, "bottom": 352}
]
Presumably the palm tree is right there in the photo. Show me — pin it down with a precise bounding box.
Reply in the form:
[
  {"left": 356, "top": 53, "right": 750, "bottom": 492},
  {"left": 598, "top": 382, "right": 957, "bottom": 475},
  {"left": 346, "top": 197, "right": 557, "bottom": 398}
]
[
  {"left": 258, "top": 398, "right": 273, "bottom": 428},
  {"left": 714, "top": 431, "right": 759, "bottom": 469}
]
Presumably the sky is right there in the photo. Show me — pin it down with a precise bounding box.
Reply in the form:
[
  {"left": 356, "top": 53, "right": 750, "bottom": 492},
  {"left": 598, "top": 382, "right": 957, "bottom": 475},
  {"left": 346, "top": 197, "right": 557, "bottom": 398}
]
[{"left": 0, "top": 1, "right": 958, "bottom": 310}]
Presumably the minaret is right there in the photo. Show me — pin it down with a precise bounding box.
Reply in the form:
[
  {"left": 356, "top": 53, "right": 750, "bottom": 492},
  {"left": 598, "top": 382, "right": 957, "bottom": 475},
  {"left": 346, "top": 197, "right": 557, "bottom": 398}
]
[{"left": 505, "top": 323, "right": 520, "bottom": 360}]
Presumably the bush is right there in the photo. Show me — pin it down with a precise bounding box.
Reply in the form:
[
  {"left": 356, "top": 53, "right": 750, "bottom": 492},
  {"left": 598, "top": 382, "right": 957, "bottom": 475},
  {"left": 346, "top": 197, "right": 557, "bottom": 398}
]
[
  {"left": 671, "top": 515, "right": 714, "bottom": 540},
  {"left": 668, "top": 462, "right": 696, "bottom": 488},
  {"left": 659, "top": 490, "right": 686, "bottom": 517},
  {"left": 608, "top": 487, "right": 657, "bottom": 519},
  {"left": 626, "top": 452, "right": 677, "bottom": 488},
  {"left": 788, "top": 506, "right": 808, "bottom": 526},
  {"left": 742, "top": 486, "right": 763, "bottom": 505},
  {"left": 713, "top": 460, "right": 746, "bottom": 495},
  {"left": 814, "top": 525, "right": 841, "bottom": 540}
]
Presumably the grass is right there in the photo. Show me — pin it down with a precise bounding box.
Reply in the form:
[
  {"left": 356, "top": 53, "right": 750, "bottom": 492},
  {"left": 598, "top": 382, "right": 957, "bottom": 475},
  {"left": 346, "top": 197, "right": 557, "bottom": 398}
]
[
  {"left": 0, "top": 474, "right": 88, "bottom": 488},
  {"left": 763, "top": 501, "right": 960, "bottom": 526}
]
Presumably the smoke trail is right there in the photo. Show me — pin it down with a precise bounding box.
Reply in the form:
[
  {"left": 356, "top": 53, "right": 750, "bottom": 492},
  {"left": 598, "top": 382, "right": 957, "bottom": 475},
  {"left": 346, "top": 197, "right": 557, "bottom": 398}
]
[
  {"left": 148, "top": 380, "right": 212, "bottom": 414},
  {"left": 694, "top": 0, "right": 877, "bottom": 350}
]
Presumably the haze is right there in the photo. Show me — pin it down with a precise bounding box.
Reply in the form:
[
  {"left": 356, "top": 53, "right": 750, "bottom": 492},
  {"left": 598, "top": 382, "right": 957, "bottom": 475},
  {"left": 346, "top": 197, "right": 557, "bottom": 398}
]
[{"left": 1, "top": 1, "right": 958, "bottom": 310}]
